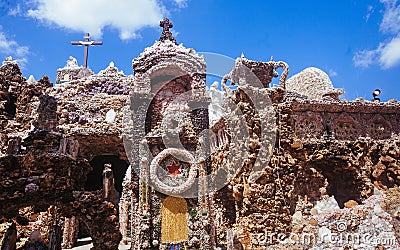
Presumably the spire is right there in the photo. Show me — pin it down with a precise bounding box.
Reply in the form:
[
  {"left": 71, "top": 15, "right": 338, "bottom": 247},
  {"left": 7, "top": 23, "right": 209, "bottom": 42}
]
[{"left": 159, "top": 18, "right": 177, "bottom": 44}]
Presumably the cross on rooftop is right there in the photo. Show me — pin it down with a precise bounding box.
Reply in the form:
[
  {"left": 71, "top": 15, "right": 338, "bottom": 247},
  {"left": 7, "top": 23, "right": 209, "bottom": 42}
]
[
  {"left": 71, "top": 33, "right": 103, "bottom": 68},
  {"left": 159, "top": 18, "right": 177, "bottom": 44},
  {"left": 161, "top": 18, "right": 173, "bottom": 32}
]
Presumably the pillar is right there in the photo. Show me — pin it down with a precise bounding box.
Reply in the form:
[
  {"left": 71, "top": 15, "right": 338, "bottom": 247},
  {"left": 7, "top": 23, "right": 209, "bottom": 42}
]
[{"left": 61, "top": 216, "right": 79, "bottom": 249}]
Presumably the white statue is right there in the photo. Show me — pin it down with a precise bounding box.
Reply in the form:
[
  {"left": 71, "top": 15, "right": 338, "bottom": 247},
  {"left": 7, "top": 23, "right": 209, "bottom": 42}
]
[
  {"left": 66, "top": 56, "right": 79, "bottom": 68},
  {"left": 2, "top": 56, "right": 17, "bottom": 66}
]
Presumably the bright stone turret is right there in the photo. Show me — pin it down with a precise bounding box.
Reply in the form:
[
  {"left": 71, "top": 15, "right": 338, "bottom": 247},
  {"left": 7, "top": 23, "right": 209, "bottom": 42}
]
[
  {"left": 55, "top": 56, "right": 94, "bottom": 84},
  {"left": 286, "top": 67, "right": 344, "bottom": 100}
]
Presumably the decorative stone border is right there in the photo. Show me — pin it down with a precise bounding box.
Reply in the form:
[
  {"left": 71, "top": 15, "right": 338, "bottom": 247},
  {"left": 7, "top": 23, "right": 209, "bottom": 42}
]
[
  {"left": 367, "top": 115, "right": 392, "bottom": 139},
  {"left": 295, "top": 112, "right": 324, "bottom": 138},
  {"left": 150, "top": 148, "right": 197, "bottom": 195},
  {"left": 332, "top": 113, "right": 361, "bottom": 140}
]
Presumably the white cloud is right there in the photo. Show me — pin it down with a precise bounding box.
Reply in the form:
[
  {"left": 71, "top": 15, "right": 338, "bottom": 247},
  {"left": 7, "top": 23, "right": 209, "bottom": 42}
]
[
  {"left": 8, "top": 4, "right": 21, "bottom": 16},
  {"left": 380, "top": 0, "right": 400, "bottom": 34},
  {"left": 173, "top": 0, "right": 188, "bottom": 8},
  {"left": 329, "top": 69, "right": 338, "bottom": 77},
  {"left": 365, "top": 5, "right": 375, "bottom": 22},
  {"left": 0, "top": 29, "right": 29, "bottom": 67},
  {"left": 25, "top": 0, "right": 187, "bottom": 40},
  {"left": 353, "top": 48, "right": 380, "bottom": 68},
  {"left": 353, "top": 37, "right": 400, "bottom": 69},
  {"left": 379, "top": 36, "right": 400, "bottom": 68},
  {"left": 354, "top": 0, "right": 400, "bottom": 69}
]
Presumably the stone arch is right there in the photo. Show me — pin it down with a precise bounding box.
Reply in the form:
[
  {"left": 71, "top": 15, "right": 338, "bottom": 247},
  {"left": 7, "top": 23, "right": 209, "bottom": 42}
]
[
  {"left": 332, "top": 114, "right": 361, "bottom": 140},
  {"left": 214, "top": 185, "right": 237, "bottom": 249},
  {"left": 63, "top": 155, "right": 129, "bottom": 248},
  {"left": 366, "top": 115, "right": 392, "bottom": 139},
  {"left": 149, "top": 65, "right": 189, "bottom": 93},
  {"left": 290, "top": 161, "right": 365, "bottom": 211},
  {"left": 294, "top": 112, "right": 324, "bottom": 138},
  {"left": 132, "top": 43, "right": 206, "bottom": 93},
  {"left": 317, "top": 165, "right": 364, "bottom": 208}
]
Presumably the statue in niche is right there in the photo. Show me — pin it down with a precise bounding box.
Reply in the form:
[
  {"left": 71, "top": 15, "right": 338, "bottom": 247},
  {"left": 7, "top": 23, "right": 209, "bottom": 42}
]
[{"left": 103, "top": 163, "right": 118, "bottom": 206}]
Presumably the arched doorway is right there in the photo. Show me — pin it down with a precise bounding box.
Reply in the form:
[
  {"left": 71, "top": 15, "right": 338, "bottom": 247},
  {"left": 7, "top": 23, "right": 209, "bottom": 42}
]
[{"left": 84, "top": 155, "right": 129, "bottom": 199}]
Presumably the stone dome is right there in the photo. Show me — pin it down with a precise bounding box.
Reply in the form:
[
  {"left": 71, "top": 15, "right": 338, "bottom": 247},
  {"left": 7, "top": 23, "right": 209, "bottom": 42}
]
[{"left": 286, "top": 67, "right": 344, "bottom": 100}]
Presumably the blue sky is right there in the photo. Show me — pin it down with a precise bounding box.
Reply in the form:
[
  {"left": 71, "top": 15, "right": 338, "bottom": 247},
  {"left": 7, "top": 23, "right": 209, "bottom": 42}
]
[{"left": 0, "top": 0, "right": 399, "bottom": 101}]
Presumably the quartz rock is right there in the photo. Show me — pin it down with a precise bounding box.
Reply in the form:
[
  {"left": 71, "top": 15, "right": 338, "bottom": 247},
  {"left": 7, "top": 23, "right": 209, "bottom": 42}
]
[
  {"left": 106, "top": 109, "right": 116, "bottom": 123},
  {"left": 312, "top": 195, "right": 340, "bottom": 214}
]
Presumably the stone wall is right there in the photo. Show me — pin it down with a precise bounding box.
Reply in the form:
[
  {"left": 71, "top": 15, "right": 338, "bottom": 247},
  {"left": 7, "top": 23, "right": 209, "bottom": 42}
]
[
  {"left": 291, "top": 99, "right": 400, "bottom": 140},
  {"left": 0, "top": 59, "right": 130, "bottom": 249},
  {"left": 211, "top": 86, "right": 400, "bottom": 249}
]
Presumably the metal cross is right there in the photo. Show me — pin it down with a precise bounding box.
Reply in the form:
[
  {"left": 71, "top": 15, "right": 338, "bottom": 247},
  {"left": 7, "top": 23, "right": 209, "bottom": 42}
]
[{"left": 71, "top": 33, "right": 103, "bottom": 68}]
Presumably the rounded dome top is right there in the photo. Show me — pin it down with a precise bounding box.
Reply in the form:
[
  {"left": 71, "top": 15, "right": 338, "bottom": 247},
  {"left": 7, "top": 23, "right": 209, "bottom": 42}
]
[{"left": 286, "top": 67, "right": 344, "bottom": 100}]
